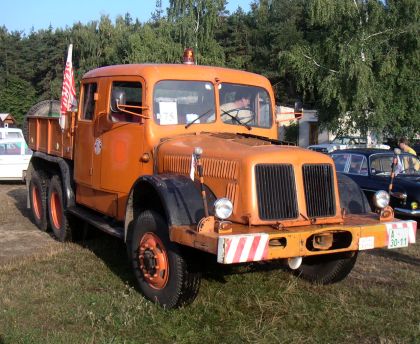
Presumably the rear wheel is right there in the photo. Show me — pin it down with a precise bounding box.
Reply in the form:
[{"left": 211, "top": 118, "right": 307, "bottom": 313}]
[
  {"left": 128, "top": 210, "right": 201, "bottom": 308},
  {"left": 29, "top": 170, "right": 49, "bottom": 231},
  {"left": 47, "top": 175, "right": 72, "bottom": 242}
]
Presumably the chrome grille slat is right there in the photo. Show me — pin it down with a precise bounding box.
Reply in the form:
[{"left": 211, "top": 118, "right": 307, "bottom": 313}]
[
  {"left": 255, "top": 164, "right": 298, "bottom": 220},
  {"left": 302, "top": 164, "right": 335, "bottom": 218}
]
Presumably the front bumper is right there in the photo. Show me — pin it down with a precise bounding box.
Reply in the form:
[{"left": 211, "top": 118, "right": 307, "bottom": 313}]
[
  {"left": 394, "top": 207, "right": 420, "bottom": 217},
  {"left": 169, "top": 215, "right": 417, "bottom": 264}
]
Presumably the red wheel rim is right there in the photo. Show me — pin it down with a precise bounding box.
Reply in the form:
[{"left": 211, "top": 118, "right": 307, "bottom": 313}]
[
  {"left": 32, "top": 186, "right": 41, "bottom": 220},
  {"left": 138, "top": 232, "right": 169, "bottom": 290},
  {"left": 50, "top": 191, "right": 62, "bottom": 229}
]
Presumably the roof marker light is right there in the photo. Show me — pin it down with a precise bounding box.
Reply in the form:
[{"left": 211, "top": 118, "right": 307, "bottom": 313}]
[{"left": 183, "top": 48, "right": 195, "bottom": 65}]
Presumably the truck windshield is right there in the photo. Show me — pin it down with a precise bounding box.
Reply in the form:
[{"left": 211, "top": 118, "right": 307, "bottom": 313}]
[
  {"left": 153, "top": 81, "right": 215, "bottom": 126},
  {"left": 219, "top": 83, "right": 272, "bottom": 129}
]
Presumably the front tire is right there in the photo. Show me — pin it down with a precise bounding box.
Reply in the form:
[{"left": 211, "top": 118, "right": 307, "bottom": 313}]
[
  {"left": 128, "top": 210, "right": 201, "bottom": 308},
  {"left": 295, "top": 252, "right": 358, "bottom": 284}
]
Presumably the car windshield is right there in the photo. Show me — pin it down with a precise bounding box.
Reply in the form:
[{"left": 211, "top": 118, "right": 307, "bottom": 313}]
[
  {"left": 153, "top": 80, "right": 215, "bottom": 126},
  {"left": 370, "top": 154, "right": 420, "bottom": 176},
  {"left": 0, "top": 141, "right": 32, "bottom": 156},
  {"left": 219, "top": 83, "right": 272, "bottom": 129},
  {"left": 332, "top": 137, "right": 366, "bottom": 145},
  {"left": 331, "top": 153, "right": 368, "bottom": 175}
]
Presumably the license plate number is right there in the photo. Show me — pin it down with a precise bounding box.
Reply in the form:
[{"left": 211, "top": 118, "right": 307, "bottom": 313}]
[{"left": 387, "top": 227, "right": 409, "bottom": 249}]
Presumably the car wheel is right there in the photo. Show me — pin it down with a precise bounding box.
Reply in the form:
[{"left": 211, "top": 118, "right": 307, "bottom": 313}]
[
  {"left": 128, "top": 210, "right": 201, "bottom": 308},
  {"left": 29, "top": 170, "right": 49, "bottom": 231},
  {"left": 47, "top": 175, "right": 72, "bottom": 242}
]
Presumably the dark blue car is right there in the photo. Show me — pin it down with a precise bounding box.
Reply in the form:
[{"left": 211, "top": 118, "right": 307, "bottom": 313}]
[{"left": 331, "top": 149, "right": 420, "bottom": 219}]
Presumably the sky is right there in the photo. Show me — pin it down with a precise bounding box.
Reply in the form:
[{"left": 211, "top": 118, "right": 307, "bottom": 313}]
[{"left": 0, "top": 0, "right": 252, "bottom": 34}]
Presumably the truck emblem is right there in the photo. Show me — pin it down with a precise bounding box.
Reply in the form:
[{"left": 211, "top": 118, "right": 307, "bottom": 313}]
[{"left": 94, "top": 138, "right": 102, "bottom": 155}]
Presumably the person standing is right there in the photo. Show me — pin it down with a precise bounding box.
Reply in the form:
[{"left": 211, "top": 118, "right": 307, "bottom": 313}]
[{"left": 398, "top": 138, "right": 417, "bottom": 156}]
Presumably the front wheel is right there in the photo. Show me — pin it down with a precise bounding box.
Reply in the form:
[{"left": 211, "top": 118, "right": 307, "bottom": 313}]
[
  {"left": 295, "top": 251, "right": 358, "bottom": 284},
  {"left": 128, "top": 210, "right": 201, "bottom": 308}
]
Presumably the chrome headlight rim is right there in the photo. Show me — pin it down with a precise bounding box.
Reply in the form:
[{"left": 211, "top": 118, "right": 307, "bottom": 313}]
[
  {"left": 373, "top": 190, "right": 390, "bottom": 209},
  {"left": 214, "top": 198, "right": 233, "bottom": 220}
]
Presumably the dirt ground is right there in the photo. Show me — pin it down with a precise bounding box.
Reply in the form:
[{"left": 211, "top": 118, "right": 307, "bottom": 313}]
[
  {"left": 0, "top": 183, "right": 62, "bottom": 265},
  {"left": 0, "top": 183, "right": 418, "bottom": 277}
]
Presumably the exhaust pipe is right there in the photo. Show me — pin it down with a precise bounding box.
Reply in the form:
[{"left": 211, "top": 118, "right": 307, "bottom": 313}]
[{"left": 288, "top": 256, "right": 303, "bottom": 270}]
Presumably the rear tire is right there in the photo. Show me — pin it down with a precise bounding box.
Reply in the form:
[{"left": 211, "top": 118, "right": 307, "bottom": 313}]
[
  {"left": 128, "top": 210, "right": 201, "bottom": 308},
  {"left": 23, "top": 100, "right": 60, "bottom": 143},
  {"left": 47, "top": 175, "right": 72, "bottom": 242},
  {"left": 29, "top": 170, "right": 49, "bottom": 231}
]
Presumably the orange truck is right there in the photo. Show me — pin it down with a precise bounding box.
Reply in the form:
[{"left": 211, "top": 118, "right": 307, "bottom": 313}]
[{"left": 25, "top": 52, "right": 417, "bottom": 308}]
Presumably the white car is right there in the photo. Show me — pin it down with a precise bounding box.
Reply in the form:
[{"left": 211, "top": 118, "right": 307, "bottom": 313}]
[
  {"left": 0, "top": 127, "right": 24, "bottom": 140},
  {"left": 307, "top": 136, "right": 390, "bottom": 154},
  {"left": 0, "top": 138, "right": 32, "bottom": 181}
]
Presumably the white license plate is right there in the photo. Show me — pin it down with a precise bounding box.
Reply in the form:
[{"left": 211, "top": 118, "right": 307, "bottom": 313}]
[{"left": 387, "top": 227, "right": 409, "bottom": 249}]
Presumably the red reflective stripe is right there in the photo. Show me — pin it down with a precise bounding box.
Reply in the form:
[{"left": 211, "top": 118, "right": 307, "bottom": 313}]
[
  {"left": 233, "top": 237, "right": 247, "bottom": 263},
  {"left": 247, "top": 236, "right": 261, "bottom": 262}
]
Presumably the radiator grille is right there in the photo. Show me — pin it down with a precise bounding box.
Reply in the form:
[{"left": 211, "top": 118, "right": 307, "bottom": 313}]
[
  {"left": 302, "top": 164, "right": 336, "bottom": 218},
  {"left": 255, "top": 164, "right": 298, "bottom": 220}
]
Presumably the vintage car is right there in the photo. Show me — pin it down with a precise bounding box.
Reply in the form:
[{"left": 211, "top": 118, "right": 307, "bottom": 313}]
[
  {"left": 331, "top": 148, "right": 420, "bottom": 218},
  {"left": 0, "top": 138, "right": 32, "bottom": 181},
  {"left": 308, "top": 136, "right": 389, "bottom": 154}
]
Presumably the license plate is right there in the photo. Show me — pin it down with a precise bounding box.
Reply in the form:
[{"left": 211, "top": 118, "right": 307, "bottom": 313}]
[{"left": 387, "top": 227, "right": 409, "bottom": 249}]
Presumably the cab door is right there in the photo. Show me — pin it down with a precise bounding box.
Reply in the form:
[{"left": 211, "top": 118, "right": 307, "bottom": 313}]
[
  {"left": 74, "top": 81, "right": 98, "bottom": 187},
  {"left": 92, "top": 77, "right": 146, "bottom": 218}
]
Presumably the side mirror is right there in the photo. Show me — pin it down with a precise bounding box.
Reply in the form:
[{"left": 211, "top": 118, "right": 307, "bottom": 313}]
[
  {"left": 110, "top": 90, "right": 126, "bottom": 112},
  {"left": 294, "top": 99, "right": 303, "bottom": 120},
  {"left": 275, "top": 99, "right": 303, "bottom": 124}
]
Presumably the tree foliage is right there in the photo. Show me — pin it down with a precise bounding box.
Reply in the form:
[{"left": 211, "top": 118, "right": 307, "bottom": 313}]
[
  {"left": 0, "top": 0, "right": 417, "bottom": 141},
  {"left": 282, "top": 0, "right": 419, "bottom": 138}
]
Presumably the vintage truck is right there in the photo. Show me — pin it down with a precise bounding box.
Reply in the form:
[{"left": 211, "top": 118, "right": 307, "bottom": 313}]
[{"left": 25, "top": 51, "right": 417, "bottom": 308}]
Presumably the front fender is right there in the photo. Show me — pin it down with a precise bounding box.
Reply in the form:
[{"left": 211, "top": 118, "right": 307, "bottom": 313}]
[{"left": 124, "top": 174, "right": 215, "bottom": 241}]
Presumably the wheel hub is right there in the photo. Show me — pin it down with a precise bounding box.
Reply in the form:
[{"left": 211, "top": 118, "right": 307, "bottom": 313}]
[{"left": 138, "top": 233, "right": 169, "bottom": 289}]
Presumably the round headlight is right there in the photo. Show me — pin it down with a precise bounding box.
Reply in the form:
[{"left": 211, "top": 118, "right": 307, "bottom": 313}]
[
  {"left": 214, "top": 198, "right": 233, "bottom": 220},
  {"left": 373, "top": 190, "right": 390, "bottom": 209}
]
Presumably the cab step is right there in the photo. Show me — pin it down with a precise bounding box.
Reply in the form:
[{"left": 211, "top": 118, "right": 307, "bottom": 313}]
[{"left": 66, "top": 206, "right": 124, "bottom": 239}]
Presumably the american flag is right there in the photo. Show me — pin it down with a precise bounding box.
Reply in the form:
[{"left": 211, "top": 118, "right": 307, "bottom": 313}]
[{"left": 59, "top": 44, "right": 77, "bottom": 130}]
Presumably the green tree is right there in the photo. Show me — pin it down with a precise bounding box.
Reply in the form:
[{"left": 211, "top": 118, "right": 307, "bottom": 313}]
[
  {"left": 0, "top": 75, "right": 36, "bottom": 125},
  {"left": 168, "top": 0, "right": 227, "bottom": 65},
  {"left": 282, "top": 0, "right": 419, "bottom": 139}
]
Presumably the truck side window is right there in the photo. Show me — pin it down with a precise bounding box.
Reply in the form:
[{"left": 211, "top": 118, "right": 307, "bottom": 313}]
[
  {"left": 110, "top": 81, "right": 142, "bottom": 123},
  {"left": 82, "top": 83, "right": 97, "bottom": 120}
]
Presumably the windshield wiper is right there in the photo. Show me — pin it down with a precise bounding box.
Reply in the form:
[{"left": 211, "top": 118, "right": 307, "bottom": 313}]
[
  {"left": 185, "top": 108, "right": 214, "bottom": 129},
  {"left": 220, "top": 109, "right": 252, "bottom": 131}
]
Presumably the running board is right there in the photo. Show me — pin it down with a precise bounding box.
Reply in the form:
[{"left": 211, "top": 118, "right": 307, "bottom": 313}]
[{"left": 67, "top": 206, "right": 124, "bottom": 239}]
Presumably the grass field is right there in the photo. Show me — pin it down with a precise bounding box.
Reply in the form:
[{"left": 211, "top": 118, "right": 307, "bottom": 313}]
[{"left": 0, "top": 230, "right": 419, "bottom": 344}]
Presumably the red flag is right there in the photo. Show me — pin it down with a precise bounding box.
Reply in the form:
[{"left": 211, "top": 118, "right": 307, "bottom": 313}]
[{"left": 60, "top": 44, "right": 77, "bottom": 130}]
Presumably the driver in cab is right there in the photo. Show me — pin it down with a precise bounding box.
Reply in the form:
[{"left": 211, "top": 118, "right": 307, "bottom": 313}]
[{"left": 220, "top": 91, "right": 253, "bottom": 124}]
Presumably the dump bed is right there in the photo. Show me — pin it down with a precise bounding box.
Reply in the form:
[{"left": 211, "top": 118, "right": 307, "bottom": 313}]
[{"left": 27, "top": 113, "right": 75, "bottom": 160}]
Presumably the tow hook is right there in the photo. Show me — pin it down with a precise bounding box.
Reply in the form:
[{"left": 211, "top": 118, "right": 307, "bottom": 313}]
[{"left": 312, "top": 232, "right": 333, "bottom": 250}]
